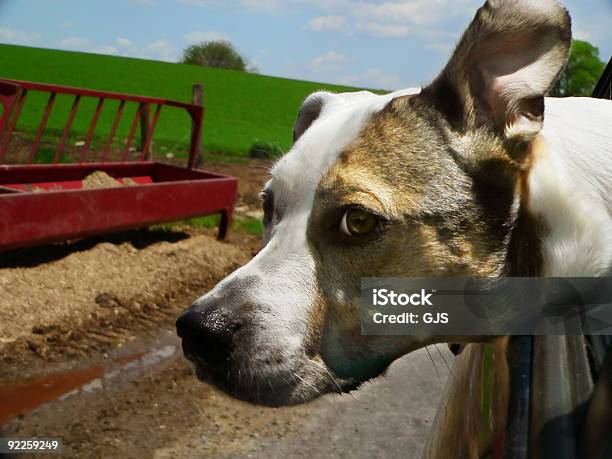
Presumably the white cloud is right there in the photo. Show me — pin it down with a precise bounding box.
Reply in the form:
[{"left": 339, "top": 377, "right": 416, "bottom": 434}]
[
  {"left": 340, "top": 68, "right": 401, "bottom": 89},
  {"left": 247, "top": 58, "right": 260, "bottom": 72},
  {"left": 177, "top": 0, "right": 222, "bottom": 4},
  {"left": 183, "top": 30, "right": 229, "bottom": 43},
  {"left": 239, "top": 0, "right": 287, "bottom": 12},
  {"left": 92, "top": 45, "right": 119, "bottom": 55},
  {"left": 146, "top": 39, "right": 176, "bottom": 60},
  {"left": 308, "top": 15, "right": 348, "bottom": 31},
  {"left": 57, "top": 36, "right": 178, "bottom": 61},
  {"left": 0, "top": 27, "right": 40, "bottom": 45},
  {"left": 426, "top": 41, "right": 454, "bottom": 55},
  {"left": 116, "top": 37, "right": 133, "bottom": 47},
  {"left": 177, "top": 0, "right": 480, "bottom": 39},
  {"left": 178, "top": 0, "right": 354, "bottom": 15},
  {"left": 574, "top": 29, "right": 593, "bottom": 41},
  {"left": 358, "top": 22, "right": 411, "bottom": 38},
  {"left": 58, "top": 37, "right": 122, "bottom": 56},
  {"left": 361, "top": 1, "right": 479, "bottom": 39},
  {"left": 148, "top": 39, "right": 171, "bottom": 51},
  {"left": 59, "top": 36, "right": 91, "bottom": 49},
  {"left": 305, "top": 0, "right": 481, "bottom": 39},
  {"left": 352, "top": 0, "right": 475, "bottom": 26},
  {"left": 312, "top": 50, "right": 349, "bottom": 68},
  {"left": 177, "top": 0, "right": 352, "bottom": 12},
  {"left": 178, "top": 0, "right": 283, "bottom": 13}
]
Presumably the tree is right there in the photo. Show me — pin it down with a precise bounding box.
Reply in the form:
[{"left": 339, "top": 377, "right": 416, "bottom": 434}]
[
  {"left": 550, "top": 39, "right": 606, "bottom": 97},
  {"left": 181, "top": 40, "right": 247, "bottom": 71}
]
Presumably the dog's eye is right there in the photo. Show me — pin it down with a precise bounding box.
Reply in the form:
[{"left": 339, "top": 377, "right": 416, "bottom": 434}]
[
  {"left": 260, "top": 190, "right": 274, "bottom": 224},
  {"left": 340, "top": 208, "right": 378, "bottom": 236}
]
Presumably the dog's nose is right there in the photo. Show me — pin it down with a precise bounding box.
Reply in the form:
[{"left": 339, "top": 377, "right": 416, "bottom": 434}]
[{"left": 176, "top": 306, "right": 240, "bottom": 366}]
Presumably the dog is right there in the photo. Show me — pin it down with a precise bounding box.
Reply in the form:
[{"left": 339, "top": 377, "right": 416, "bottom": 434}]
[{"left": 177, "top": 0, "right": 612, "bottom": 406}]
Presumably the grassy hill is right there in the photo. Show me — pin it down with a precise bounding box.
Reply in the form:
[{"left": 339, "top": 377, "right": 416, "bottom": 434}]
[{"left": 0, "top": 44, "right": 373, "bottom": 159}]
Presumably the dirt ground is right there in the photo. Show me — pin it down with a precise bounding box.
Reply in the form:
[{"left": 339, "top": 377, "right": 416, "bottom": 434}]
[
  {"left": 0, "top": 227, "right": 257, "bottom": 382},
  {"left": 0, "top": 158, "right": 451, "bottom": 458}
]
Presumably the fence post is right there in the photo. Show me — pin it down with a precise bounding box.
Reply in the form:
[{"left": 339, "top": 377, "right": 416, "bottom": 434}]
[
  {"left": 191, "top": 84, "right": 203, "bottom": 168},
  {"left": 140, "top": 103, "right": 150, "bottom": 160}
]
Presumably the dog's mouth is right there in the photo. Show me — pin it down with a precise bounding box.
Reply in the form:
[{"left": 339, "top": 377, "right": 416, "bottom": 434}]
[{"left": 181, "top": 340, "right": 360, "bottom": 406}]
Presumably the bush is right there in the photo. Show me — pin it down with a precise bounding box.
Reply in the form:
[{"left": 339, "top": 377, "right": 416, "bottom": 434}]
[
  {"left": 550, "top": 39, "right": 606, "bottom": 97},
  {"left": 248, "top": 141, "right": 283, "bottom": 159},
  {"left": 181, "top": 41, "right": 246, "bottom": 71}
]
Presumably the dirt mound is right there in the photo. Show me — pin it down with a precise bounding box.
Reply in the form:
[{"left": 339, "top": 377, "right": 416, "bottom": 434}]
[
  {"left": 81, "top": 171, "right": 138, "bottom": 189},
  {"left": 0, "top": 229, "right": 258, "bottom": 382}
]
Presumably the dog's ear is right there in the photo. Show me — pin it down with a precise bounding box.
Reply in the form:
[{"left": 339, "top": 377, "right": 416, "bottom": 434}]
[
  {"left": 293, "top": 92, "right": 336, "bottom": 142},
  {"left": 423, "top": 0, "right": 571, "bottom": 145}
]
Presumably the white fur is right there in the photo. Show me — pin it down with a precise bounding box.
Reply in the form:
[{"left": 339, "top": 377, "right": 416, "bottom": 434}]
[{"left": 530, "top": 97, "right": 612, "bottom": 276}]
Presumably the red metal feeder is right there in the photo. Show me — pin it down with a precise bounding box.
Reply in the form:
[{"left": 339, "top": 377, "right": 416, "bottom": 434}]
[{"left": 0, "top": 79, "right": 237, "bottom": 252}]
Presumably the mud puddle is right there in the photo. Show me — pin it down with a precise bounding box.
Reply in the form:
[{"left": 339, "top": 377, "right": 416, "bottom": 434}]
[{"left": 0, "top": 330, "right": 180, "bottom": 426}]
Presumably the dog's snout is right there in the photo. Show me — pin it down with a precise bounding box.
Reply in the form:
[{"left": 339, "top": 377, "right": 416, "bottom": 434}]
[{"left": 176, "top": 306, "right": 240, "bottom": 366}]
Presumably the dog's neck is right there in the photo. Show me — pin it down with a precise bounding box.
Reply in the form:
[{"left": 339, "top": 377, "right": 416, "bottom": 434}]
[
  {"left": 505, "top": 189, "right": 545, "bottom": 277},
  {"left": 510, "top": 100, "right": 612, "bottom": 277}
]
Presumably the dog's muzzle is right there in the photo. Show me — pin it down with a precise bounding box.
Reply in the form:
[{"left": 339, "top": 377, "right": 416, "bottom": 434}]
[
  {"left": 175, "top": 280, "right": 352, "bottom": 406},
  {"left": 176, "top": 304, "right": 241, "bottom": 377}
]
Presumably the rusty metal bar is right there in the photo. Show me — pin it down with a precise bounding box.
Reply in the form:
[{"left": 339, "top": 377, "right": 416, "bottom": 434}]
[
  {"left": 0, "top": 88, "right": 28, "bottom": 161},
  {"left": 189, "top": 84, "right": 203, "bottom": 169},
  {"left": 0, "top": 78, "right": 197, "bottom": 110},
  {"left": 187, "top": 109, "right": 203, "bottom": 170},
  {"left": 140, "top": 104, "right": 161, "bottom": 160},
  {"left": 0, "top": 105, "right": 8, "bottom": 139},
  {"left": 0, "top": 83, "right": 18, "bottom": 142},
  {"left": 54, "top": 95, "right": 81, "bottom": 164},
  {"left": 139, "top": 103, "right": 150, "bottom": 159},
  {"left": 0, "top": 107, "right": 8, "bottom": 146},
  {"left": 27, "top": 92, "right": 57, "bottom": 164},
  {"left": 122, "top": 103, "right": 144, "bottom": 161},
  {"left": 0, "top": 79, "right": 205, "bottom": 168},
  {"left": 79, "top": 97, "right": 105, "bottom": 162},
  {"left": 102, "top": 100, "right": 126, "bottom": 162},
  {"left": 0, "top": 109, "right": 14, "bottom": 159}
]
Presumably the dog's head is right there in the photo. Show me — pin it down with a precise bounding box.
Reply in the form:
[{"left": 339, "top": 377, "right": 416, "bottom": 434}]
[{"left": 177, "top": 0, "right": 571, "bottom": 406}]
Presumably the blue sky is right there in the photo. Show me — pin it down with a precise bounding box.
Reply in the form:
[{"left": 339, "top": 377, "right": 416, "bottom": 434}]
[{"left": 1, "top": 0, "right": 611, "bottom": 90}]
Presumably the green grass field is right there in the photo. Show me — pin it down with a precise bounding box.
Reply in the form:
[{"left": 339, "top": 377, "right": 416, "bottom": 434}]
[
  {"left": 0, "top": 44, "right": 375, "bottom": 158},
  {"left": 157, "top": 215, "right": 264, "bottom": 237}
]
